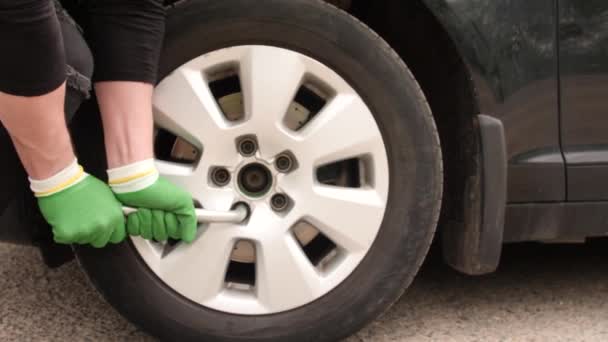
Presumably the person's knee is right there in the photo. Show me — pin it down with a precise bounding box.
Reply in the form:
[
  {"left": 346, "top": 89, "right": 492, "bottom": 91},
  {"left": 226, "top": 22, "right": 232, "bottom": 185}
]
[
  {"left": 58, "top": 6, "right": 93, "bottom": 85},
  {"left": 56, "top": 2, "right": 93, "bottom": 119}
]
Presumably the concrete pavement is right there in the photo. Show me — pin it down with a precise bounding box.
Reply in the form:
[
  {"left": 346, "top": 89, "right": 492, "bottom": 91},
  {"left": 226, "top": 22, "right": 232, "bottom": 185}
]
[{"left": 1, "top": 241, "right": 607, "bottom": 341}]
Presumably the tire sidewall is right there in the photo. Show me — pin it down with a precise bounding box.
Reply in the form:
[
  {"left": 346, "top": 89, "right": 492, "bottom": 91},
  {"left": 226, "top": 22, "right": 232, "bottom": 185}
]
[{"left": 75, "top": 1, "right": 442, "bottom": 341}]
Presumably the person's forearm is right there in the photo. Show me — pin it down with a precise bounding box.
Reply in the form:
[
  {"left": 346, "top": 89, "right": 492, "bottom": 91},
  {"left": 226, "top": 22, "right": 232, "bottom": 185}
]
[
  {"left": 0, "top": 84, "right": 75, "bottom": 180},
  {"left": 95, "top": 81, "right": 155, "bottom": 169},
  {"left": 97, "top": 81, "right": 196, "bottom": 243}
]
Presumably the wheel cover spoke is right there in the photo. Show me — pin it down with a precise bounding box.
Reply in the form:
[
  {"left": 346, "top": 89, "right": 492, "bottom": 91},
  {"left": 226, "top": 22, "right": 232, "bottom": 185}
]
[
  {"left": 133, "top": 227, "right": 236, "bottom": 304},
  {"left": 304, "top": 185, "right": 386, "bottom": 254},
  {"left": 256, "top": 233, "right": 322, "bottom": 310},
  {"left": 243, "top": 206, "right": 323, "bottom": 310},
  {"left": 296, "top": 94, "right": 384, "bottom": 167},
  {"left": 239, "top": 46, "right": 306, "bottom": 158},
  {"left": 153, "top": 67, "right": 229, "bottom": 148}
]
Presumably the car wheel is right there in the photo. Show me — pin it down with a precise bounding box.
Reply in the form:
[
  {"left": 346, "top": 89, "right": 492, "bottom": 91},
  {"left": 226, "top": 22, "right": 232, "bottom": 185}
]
[{"left": 74, "top": 0, "right": 442, "bottom": 341}]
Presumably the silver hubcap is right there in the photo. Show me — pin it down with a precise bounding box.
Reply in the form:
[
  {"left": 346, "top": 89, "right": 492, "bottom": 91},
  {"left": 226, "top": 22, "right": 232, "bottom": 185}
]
[{"left": 132, "top": 46, "right": 389, "bottom": 315}]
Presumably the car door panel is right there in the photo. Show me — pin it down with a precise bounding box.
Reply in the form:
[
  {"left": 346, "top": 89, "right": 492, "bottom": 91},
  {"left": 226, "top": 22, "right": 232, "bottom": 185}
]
[
  {"left": 421, "top": 0, "right": 565, "bottom": 202},
  {"left": 559, "top": 0, "right": 608, "bottom": 200}
]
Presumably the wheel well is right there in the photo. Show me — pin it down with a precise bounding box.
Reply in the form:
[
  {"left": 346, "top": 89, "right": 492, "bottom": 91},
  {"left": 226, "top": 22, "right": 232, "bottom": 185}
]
[{"left": 327, "top": 0, "right": 483, "bottom": 242}]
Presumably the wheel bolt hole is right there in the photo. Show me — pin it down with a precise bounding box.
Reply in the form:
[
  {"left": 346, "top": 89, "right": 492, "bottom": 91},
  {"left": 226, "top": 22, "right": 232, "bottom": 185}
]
[
  {"left": 211, "top": 167, "right": 231, "bottom": 187},
  {"left": 271, "top": 193, "right": 289, "bottom": 212},
  {"left": 238, "top": 138, "right": 257, "bottom": 156},
  {"left": 275, "top": 155, "right": 293, "bottom": 172}
]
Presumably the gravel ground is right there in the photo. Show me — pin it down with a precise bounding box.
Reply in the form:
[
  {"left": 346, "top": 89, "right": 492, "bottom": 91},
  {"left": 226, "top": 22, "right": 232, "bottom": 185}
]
[{"left": 1, "top": 240, "right": 607, "bottom": 341}]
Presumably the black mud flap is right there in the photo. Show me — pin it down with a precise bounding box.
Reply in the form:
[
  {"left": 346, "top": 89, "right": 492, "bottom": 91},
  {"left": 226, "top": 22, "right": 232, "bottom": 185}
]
[{"left": 442, "top": 115, "right": 507, "bottom": 275}]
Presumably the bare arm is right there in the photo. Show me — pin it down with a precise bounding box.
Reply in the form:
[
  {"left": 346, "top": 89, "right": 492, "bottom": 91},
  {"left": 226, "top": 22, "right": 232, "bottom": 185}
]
[{"left": 95, "top": 81, "right": 155, "bottom": 169}]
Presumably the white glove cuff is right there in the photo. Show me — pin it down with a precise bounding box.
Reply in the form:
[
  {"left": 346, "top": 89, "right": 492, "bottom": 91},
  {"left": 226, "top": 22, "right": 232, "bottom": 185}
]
[
  {"left": 107, "top": 159, "right": 159, "bottom": 194},
  {"left": 29, "top": 158, "right": 87, "bottom": 197}
]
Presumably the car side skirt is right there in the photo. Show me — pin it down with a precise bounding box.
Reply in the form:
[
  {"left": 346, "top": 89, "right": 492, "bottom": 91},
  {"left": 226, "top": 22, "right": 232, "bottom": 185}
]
[{"left": 504, "top": 202, "right": 608, "bottom": 243}]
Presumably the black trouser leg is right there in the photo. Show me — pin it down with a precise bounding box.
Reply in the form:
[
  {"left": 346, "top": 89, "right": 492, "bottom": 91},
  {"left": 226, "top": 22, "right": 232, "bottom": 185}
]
[
  {"left": 0, "top": 0, "right": 66, "bottom": 96},
  {"left": 0, "top": 2, "right": 93, "bottom": 218}
]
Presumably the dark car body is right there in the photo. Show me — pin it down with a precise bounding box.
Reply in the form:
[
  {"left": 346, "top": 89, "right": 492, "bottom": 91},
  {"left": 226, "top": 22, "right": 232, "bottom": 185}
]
[
  {"left": 419, "top": 0, "right": 608, "bottom": 272},
  {"left": 423, "top": 0, "right": 608, "bottom": 204},
  {"left": 1, "top": 0, "right": 607, "bottom": 274}
]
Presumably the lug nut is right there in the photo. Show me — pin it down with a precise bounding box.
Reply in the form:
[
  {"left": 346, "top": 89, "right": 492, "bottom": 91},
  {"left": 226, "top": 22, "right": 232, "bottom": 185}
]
[
  {"left": 211, "top": 167, "right": 231, "bottom": 187},
  {"left": 238, "top": 137, "right": 257, "bottom": 157},
  {"left": 270, "top": 193, "right": 289, "bottom": 212},
  {"left": 275, "top": 154, "right": 294, "bottom": 173}
]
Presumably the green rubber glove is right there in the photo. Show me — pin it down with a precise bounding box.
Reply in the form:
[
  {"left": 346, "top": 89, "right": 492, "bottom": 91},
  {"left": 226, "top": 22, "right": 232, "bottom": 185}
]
[
  {"left": 115, "top": 177, "right": 197, "bottom": 243},
  {"left": 38, "top": 176, "right": 127, "bottom": 248}
]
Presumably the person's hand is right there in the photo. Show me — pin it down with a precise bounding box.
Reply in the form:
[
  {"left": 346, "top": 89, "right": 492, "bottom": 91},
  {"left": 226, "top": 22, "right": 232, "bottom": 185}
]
[
  {"left": 114, "top": 177, "right": 197, "bottom": 243},
  {"left": 38, "top": 175, "right": 127, "bottom": 248}
]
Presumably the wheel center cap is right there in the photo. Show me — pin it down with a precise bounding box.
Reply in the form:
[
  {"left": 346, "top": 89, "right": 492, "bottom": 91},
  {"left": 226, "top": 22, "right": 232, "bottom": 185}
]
[{"left": 238, "top": 163, "right": 272, "bottom": 197}]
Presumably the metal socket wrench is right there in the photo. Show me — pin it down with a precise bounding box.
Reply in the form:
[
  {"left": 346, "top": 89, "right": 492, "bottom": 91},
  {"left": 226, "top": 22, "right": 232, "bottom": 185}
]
[{"left": 122, "top": 204, "right": 249, "bottom": 224}]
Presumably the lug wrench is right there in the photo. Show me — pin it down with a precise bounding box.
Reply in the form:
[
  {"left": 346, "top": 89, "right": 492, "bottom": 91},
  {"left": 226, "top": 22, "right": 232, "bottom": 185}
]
[{"left": 122, "top": 204, "right": 249, "bottom": 224}]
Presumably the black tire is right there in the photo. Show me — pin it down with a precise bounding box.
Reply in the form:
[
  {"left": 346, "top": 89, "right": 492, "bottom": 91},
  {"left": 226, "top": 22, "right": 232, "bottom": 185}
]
[{"left": 74, "top": 0, "right": 442, "bottom": 341}]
